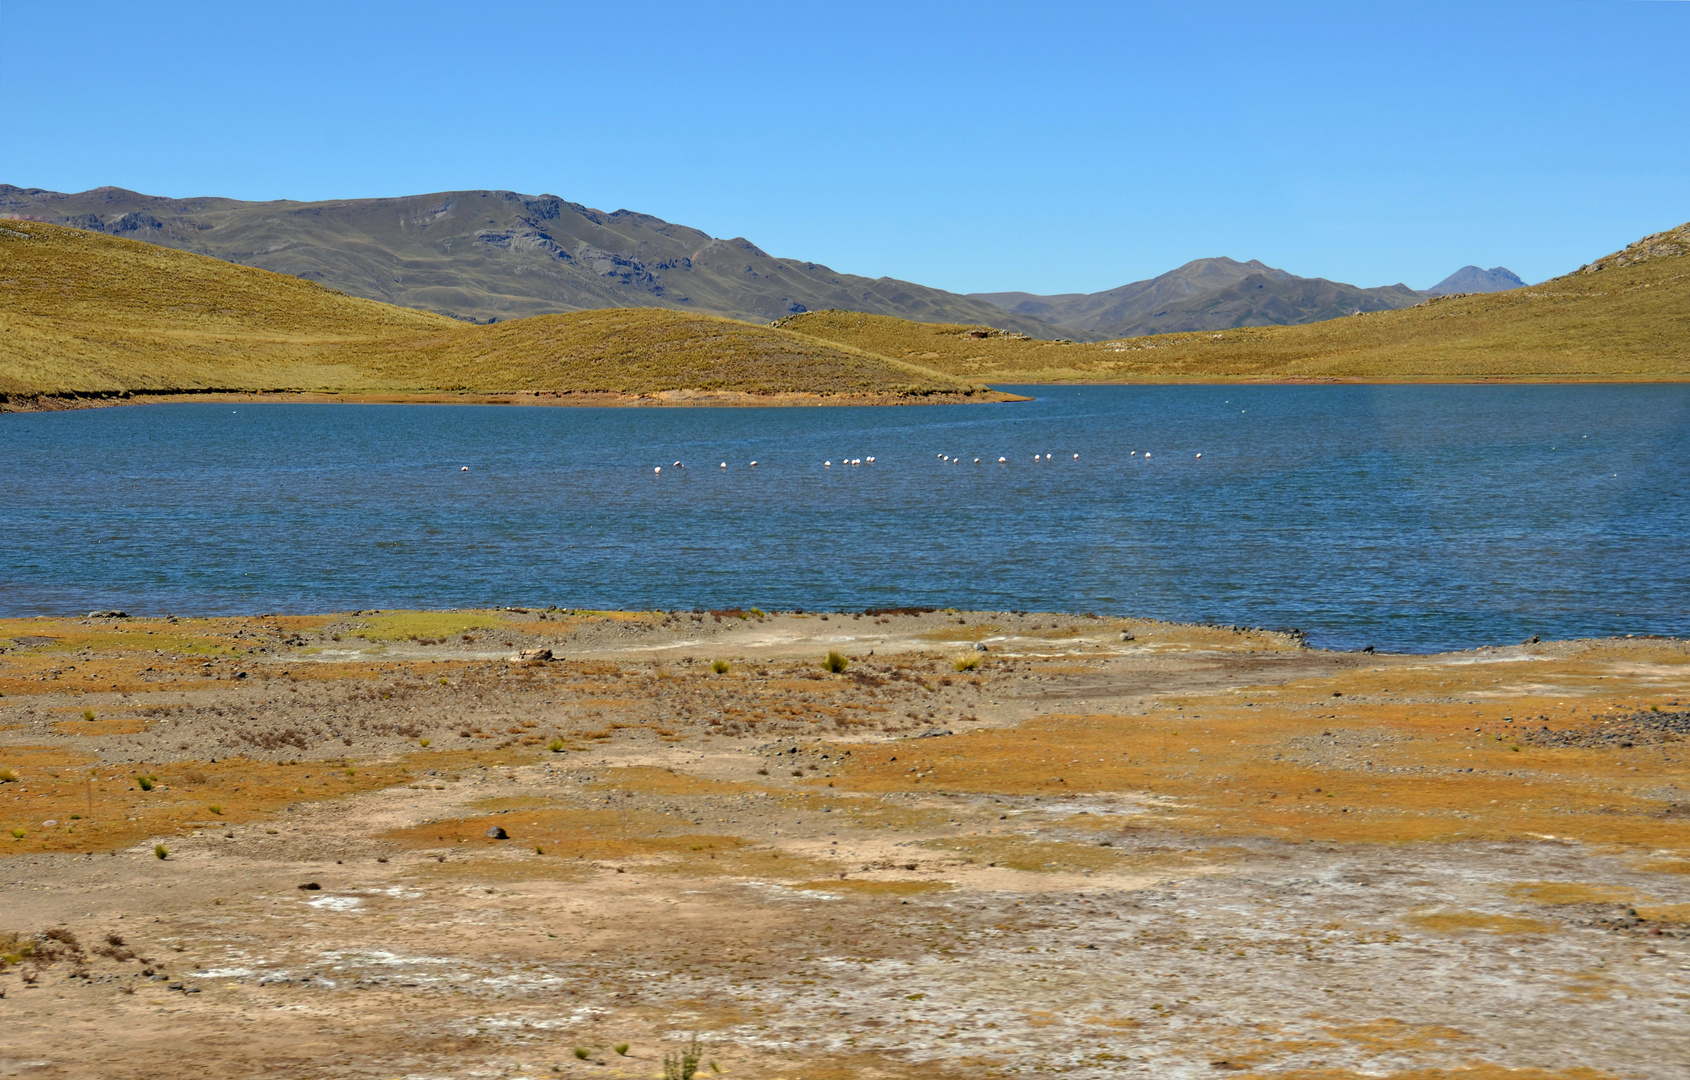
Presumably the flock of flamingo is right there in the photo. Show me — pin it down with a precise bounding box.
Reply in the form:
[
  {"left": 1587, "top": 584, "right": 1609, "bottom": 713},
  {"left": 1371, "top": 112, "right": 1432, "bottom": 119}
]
[{"left": 643, "top": 451, "right": 1202, "bottom": 474}]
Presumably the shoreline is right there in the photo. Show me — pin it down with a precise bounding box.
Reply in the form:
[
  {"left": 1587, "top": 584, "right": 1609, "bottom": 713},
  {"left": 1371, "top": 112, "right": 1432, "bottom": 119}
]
[
  {"left": 0, "top": 386, "right": 1034, "bottom": 414},
  {"left": 2, "top": 606, "right": 1686, "bottom": 1076},
  {"left": 8, "top": 375, "right": 1689, "bottom": 414}
]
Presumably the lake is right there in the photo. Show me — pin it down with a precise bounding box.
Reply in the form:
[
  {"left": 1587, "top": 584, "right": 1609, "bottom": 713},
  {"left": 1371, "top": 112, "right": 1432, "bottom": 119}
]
[{"left": 1, "top": 385, "right": 1685, "bottom": 652}]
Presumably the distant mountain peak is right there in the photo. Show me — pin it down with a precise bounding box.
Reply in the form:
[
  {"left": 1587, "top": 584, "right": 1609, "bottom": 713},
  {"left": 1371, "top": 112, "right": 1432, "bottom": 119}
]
[
  {"left": 1424, "top": 265, "right": 1525, "bottom": 296},
  {"left": 969, "top": 256, "right": 1421, "bottom": 338}
]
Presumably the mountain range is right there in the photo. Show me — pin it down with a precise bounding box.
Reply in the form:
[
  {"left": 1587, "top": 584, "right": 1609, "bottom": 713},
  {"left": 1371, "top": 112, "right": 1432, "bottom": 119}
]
[{"left": 0, "top": 185, "right": 1525, "bottom": 341}]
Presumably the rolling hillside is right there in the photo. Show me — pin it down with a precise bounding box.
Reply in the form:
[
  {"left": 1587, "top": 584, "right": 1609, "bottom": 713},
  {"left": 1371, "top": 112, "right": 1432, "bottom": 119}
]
[
  {"left": 0, "top": 221, "right": 991, "bottom": 404},
  {"left": 0, "top": 185, "right": 1061, "bottom": 338},
  {"left": 781, "top": 221, "right": 1690, "bottom": 382}
]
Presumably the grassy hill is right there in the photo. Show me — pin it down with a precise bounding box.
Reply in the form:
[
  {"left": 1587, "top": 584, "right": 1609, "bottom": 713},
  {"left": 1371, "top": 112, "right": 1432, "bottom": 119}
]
[
  {"left": 0, "top": 185, "right": 1061, "bottom": 338},
  {"left": 0, "top": 221, "right": 992, "bottom": 404},
  {"left": 783, "top": 222, "right": 1690, "bottom": 382}
]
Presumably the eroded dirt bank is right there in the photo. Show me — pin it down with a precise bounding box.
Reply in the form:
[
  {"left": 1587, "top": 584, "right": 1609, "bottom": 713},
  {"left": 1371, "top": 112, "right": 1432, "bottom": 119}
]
[{"left": 2, "top": 608, "right": 1686, "bottom": 1079}]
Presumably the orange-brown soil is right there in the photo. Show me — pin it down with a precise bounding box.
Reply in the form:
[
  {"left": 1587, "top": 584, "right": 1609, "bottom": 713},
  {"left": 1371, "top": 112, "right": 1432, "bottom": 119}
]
[{"left": 1, "top": 610, "right": 1685, "bottom": 1078}]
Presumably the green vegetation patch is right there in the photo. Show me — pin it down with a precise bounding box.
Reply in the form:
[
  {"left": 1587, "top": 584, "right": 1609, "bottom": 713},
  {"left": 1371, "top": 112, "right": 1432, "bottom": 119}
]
[{"left": 350, "top": 610, "right": 509, "bottom": 642}]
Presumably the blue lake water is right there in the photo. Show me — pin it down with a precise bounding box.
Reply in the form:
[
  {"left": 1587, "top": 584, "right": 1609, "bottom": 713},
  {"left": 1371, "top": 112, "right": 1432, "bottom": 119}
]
[{"left": 1, "top": 385, "right": 1686, "bottom": 652}]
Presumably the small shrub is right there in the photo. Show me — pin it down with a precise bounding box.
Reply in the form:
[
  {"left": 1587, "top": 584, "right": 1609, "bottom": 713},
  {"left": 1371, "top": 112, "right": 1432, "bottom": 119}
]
[
  {"left": 137, "top": 776, "right": 154, "bottom": 791},
  {"left": 615, "top": 1043, "right": 630, "bottom": 1056},
  {"left": 953, "top": 656, "right": 979, "bottom": 672},
  {"left": 823, "top": 650, "right": 849, "bottom": 673},
  {"left": 574, "top": 1047, "right": 591, "bottom": 1060},
  {"left": 664, "top": 1034, "right": 703, "bottom": 1080},
  {"left": 154, "top": 844, "right": 169, "bottom": 860},
  {"left": 711, "top": 660, "right": 730, "bottom": 674},
  {"left": 0, "top": 768, "right": 17, "bottom": 784},
  {"left": 548, "top": 737, "right": 566, "bottom": 753},
  {"left": 208, "top": 805, "right": 222, "bottom": 815},
  {"left": 10, "top": 829, "right": 25, "bottom": 840},
  {"left": 82, "top": 709, "right": 95, "bottom": 721},
  {"left": 535, "top": 846, "right": 545, "bottom": 855},
  {"left": 419, "top": 737, "right": 431, "bottom": 747}
]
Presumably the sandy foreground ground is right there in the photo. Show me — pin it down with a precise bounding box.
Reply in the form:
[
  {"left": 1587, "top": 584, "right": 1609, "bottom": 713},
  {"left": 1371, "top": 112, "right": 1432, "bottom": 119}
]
[{"left": 0, "top": 608, "right": 1686, "bottom": 1079}]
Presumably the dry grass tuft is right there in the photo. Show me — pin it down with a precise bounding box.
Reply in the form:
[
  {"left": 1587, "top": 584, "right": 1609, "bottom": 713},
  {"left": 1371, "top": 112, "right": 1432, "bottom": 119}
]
[{"left": 1405, "top": 909, "right": 1557, "bottom": 935}]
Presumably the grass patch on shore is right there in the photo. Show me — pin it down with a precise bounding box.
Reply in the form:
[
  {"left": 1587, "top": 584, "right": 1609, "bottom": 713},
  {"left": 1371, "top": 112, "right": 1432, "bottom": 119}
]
[
  {"left": 349, "top": 610, "right": 511, "bottom": 642},
  {"left": 1405, "top": 909, "right": 1557, "bottom": 935},
  {"left": 829, "top": 647, "right": 1690, "bottom": 852},
  {"left": 0, "top": 748, "right": 415, "bottom": 856}
]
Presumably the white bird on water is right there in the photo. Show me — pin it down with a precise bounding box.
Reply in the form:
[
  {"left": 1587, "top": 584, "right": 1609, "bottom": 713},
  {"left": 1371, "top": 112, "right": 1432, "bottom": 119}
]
[
  {"left": 1195, "top": 452, "right": 1202, "bottom": 459},
  {"left": 749, "top": 460, "right": 758, "bottom": 467},
  {"left": 866, "top": 456, "right": 875, "bottom": 463},
  {"left": 1073, "top": 453, "right": 1079, "bottom": 459},
  {"left": 720, "top": 462, "right": 727, "bottom": 468},
  {"left": 460, "top": 466, "right": 469, "bottom": 472},
  {"left": 998, "top": 456, "right": 1006, "bottom": 463},
  {"left": 825, "top": 460, "right": 832, "bottom": 467},
  {"left": 674, "top": 461, "right": 683, "bottom": 468},
  {"left": 654, "top": 466, "right": 661, "bottom": 474}
]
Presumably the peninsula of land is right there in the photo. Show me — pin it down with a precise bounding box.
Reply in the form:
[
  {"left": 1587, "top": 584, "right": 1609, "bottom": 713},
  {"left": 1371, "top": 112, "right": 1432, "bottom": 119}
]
[{"left": 1, "top": 217, "right": 1686, "bottom": 411}]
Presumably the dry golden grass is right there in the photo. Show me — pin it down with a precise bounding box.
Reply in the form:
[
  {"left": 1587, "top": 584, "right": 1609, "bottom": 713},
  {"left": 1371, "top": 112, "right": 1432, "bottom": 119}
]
[
  {"left": 1405, "top": 910, "right": 1557, "bottom": 935},
  {"left": 0, "top": 747, "right": 414, "bottom": 856},
  {"left": 780, "top": 224, "right": 1690, "bottom": 382},
  {"left": 832, "top": 647, "right": 1690, "bottom": 852},
  {"left": 0, "top": 221, "right": 986, "bottom": 402},
  {"left": 1503, "top": 882, "right": 1640, "bottom": 906}
]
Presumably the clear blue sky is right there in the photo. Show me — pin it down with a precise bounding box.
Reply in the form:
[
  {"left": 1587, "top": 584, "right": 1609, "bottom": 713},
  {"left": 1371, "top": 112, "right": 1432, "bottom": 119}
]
[{"left": 3, "top": 1, "right": 1685, "bottom": 294}]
